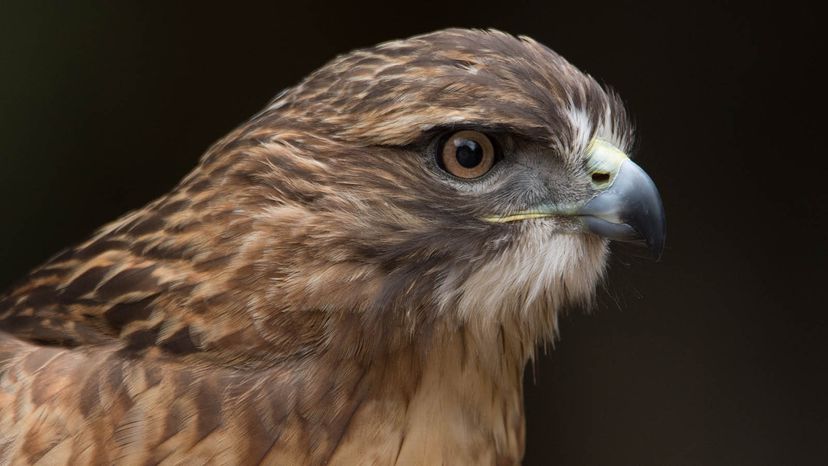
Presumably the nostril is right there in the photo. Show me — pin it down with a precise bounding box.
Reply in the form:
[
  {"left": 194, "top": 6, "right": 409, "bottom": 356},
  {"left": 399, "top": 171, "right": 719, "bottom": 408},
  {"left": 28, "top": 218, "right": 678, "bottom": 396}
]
[{"left": 592, "top": 172, "right": 611, "bottom": 184}]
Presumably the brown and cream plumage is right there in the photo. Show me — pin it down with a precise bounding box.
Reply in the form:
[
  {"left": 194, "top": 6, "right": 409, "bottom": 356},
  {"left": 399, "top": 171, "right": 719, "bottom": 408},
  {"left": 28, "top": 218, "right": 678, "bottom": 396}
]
[{"left": 0, "top": 29, "right": 664, "bottom": 465}]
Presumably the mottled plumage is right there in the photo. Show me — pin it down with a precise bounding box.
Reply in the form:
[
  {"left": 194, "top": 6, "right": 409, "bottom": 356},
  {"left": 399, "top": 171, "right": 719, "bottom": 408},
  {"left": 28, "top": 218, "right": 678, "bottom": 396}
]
[{"left": 0, "top": 29, "right": 662, "bottom": 465}]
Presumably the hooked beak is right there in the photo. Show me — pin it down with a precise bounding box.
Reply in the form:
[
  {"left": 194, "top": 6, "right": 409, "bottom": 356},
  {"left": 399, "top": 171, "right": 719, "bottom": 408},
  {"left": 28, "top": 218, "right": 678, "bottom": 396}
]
[
  {"left": 482, "top": 139, "right": 666, "bottom": 259},
  {"left": 578, "top": 141, "right": 666, "bottom": 259}
]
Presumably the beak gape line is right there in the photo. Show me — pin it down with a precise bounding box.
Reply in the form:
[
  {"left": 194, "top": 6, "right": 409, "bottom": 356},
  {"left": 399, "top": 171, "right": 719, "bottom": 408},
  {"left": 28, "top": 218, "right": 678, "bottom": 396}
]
[{"left": 481, "top": 139, "right": 666, "bottom": 259}]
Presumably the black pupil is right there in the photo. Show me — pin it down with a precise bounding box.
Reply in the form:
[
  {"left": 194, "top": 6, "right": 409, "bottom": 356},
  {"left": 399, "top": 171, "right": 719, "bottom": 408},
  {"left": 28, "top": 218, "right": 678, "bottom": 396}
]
[{"left": 455, "top": 139, "right": 484, "bottom": 168}]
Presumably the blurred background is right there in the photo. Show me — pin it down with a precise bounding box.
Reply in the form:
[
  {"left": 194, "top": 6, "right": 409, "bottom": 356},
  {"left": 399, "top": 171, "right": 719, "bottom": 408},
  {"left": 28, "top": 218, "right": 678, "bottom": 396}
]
[{"left": 1, "top": 1, "right": 824, "bottom": 464}]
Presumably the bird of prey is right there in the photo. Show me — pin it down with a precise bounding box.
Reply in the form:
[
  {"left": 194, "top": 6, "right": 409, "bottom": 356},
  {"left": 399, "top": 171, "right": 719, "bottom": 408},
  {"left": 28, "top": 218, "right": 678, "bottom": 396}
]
[{"left": 0, "top": 29, "right": 664, "bottom": 465}]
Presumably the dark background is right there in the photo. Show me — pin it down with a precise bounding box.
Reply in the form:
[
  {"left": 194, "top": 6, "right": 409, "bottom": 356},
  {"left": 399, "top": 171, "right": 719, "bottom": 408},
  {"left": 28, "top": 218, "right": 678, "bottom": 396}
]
[{"left": 1, "top": 1, "right": 825, "bottom": 465}]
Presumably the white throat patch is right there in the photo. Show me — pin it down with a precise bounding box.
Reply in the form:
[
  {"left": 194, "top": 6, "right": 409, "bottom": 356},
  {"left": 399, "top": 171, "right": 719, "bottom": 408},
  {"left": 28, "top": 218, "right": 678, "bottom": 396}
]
[{"left": 439, "top": 227, "right": 609, "bottom": 342}]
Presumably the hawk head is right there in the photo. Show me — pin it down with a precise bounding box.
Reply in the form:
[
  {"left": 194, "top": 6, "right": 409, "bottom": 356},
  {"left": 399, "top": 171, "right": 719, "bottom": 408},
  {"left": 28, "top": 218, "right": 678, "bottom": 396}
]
[{"left": 165, "top": 28, "right": 666, "bottom": 350}]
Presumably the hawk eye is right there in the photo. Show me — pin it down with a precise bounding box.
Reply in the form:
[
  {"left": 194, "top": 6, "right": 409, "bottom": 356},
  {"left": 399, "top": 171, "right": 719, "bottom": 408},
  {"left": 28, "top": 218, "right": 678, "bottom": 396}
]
[{"left": 439, "top": 130, "right": 496, "bottom": 179}]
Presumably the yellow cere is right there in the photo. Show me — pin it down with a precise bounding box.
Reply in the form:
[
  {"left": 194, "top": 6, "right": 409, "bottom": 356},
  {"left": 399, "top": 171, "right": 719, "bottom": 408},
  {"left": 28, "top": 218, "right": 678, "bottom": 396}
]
[{"left": 585, "top": 139, "right": 628, "bottom": 182}]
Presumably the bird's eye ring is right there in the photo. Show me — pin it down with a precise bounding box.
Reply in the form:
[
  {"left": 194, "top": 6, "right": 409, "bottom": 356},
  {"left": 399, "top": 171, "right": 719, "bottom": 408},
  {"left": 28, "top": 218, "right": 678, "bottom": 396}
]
[{"left": 438, "top": 130, "right": 496, "bottom": 179}]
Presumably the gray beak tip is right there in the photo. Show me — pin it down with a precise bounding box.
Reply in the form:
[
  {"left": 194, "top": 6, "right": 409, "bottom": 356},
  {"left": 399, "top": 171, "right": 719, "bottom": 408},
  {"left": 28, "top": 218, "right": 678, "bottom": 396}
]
[
  {"left": 580, "top": 159, "right": 666, "bottom": 260},
  {"left": 644, "top": 213, "right": 666, "bottom": 261}
]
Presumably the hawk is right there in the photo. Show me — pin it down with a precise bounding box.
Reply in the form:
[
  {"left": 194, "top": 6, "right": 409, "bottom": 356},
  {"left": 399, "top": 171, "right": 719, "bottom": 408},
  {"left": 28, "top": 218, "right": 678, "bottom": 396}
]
[{"left": 0, "top": 29, "right": 664, "bottom": 465}]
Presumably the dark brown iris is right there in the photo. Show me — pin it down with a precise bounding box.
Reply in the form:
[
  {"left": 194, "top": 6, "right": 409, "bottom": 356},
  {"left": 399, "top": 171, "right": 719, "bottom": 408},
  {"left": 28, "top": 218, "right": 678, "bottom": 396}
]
[{"left": 440, "top": 130, "right": 495, "bottom": 179}]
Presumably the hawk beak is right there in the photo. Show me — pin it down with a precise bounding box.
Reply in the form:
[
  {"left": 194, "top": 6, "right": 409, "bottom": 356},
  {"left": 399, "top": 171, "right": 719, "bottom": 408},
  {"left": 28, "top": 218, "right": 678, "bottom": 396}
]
[
  {"left": 480, "top": 139, "right": 666, "bottom": 259},
  {"left": 577, "top": 139, "right": 666, "bottom": 259}
]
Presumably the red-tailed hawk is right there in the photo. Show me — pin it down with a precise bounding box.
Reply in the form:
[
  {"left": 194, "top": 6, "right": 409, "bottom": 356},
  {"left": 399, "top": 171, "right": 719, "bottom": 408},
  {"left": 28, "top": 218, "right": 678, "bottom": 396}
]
[{"left": 0, "top": 29, "right": 664, "bottom": 465}]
